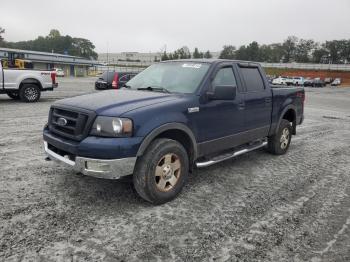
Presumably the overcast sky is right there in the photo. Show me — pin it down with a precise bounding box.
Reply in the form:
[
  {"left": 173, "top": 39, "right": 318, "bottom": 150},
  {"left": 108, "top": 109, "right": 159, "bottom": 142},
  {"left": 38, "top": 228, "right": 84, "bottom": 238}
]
[{"left": 1, "top": 0, "right": 350, "bottom": 53}]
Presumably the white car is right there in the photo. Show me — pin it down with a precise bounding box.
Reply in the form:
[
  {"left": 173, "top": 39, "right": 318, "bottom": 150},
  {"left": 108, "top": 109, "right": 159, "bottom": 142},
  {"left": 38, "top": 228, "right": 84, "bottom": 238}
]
[
  {"left": 53, "top": 68, "right": 65, "bottom": 77},
  {"left": 272, "top": 76, "right": 288, "bottom": 85},
  {"left": 291, "top": 77, "right": 305, "bottom": 86},
  {"left": 331, "top": 78, "right": 341, "bottom": 86},
  {"left": 0, "top": 60, "right": 58, "bottom": 102}
]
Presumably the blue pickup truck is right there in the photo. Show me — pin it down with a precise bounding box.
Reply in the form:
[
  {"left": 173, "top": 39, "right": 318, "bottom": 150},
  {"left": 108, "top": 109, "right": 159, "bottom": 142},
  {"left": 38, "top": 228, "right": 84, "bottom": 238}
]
[{"left": 43, "top": 59, "right": 304, "bottom": 204}]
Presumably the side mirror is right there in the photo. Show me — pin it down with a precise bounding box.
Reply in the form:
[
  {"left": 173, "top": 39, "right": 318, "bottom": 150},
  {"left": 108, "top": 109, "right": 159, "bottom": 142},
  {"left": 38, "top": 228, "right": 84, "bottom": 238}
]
[{"left": 207, "top": 85, "right": 236, "bottom": 100}]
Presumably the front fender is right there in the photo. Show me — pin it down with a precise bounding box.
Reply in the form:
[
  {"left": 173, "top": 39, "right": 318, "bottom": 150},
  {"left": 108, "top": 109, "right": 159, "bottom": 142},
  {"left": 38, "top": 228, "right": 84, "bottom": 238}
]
[{"left": 136, "top": 122, "right": 198, "bottom": 159}]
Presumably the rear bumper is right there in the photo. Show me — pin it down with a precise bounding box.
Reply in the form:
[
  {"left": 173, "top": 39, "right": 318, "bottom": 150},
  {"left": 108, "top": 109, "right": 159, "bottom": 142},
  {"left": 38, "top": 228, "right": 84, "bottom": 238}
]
[
  {"left": 42, "top": 83, "right": 58, "bottom": 91},
  {"left": 44, "top": 141, "right": 136, "bottom": 179}
]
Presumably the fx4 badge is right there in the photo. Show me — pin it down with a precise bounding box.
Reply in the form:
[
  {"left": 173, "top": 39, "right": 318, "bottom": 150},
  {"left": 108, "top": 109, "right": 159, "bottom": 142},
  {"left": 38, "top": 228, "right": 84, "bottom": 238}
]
[{"left": 188, "top": 107, "right": 200, "bottom": 113}]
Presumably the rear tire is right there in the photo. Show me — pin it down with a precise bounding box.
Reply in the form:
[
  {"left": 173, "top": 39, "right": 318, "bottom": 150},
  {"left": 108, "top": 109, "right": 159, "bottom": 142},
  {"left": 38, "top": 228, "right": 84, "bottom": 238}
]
[
  {"left": 267, "top": 119, "right": 292, "bottom": 155},
  {"left": 7, "top": 91, "right": 20, "bottom": 100},
  {"left": 133, "top": 138, "right": 189, "bottom": 204},
  {"left": 19, "top": 84, "right": 41, "bottom": 102}
]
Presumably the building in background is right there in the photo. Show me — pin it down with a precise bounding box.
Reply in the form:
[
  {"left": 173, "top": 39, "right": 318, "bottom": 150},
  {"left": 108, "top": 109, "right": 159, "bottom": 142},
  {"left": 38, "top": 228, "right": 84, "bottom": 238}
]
[
  {"left": 0, "top": 47, "right": 98, "bottom": 76},
  {"left": 98, "top": 51, "right": 220, "bottom": 64}
]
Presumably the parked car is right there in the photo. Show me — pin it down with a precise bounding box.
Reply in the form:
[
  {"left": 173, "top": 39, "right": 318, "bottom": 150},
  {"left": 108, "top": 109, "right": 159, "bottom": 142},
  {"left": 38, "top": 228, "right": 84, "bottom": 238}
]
[
  {"left": 266, "top": 75, "right": 274, "bottom": 84},
  {"left": 291, "top": 77, "right": 305, "bottom": 86},
  {"left": 272, "top": 76, "right": 288, "bottom": 85},
  {"left": 313, "top": 78, "right": 326, "bottom": 88},
  {"left": 95, "top": 71, "right": 138, "bottom": 90},
  {"left": 324, "top": 77, "right": 334, "bottom": 84},
  {"left": 303, "top": 78, "right": 314, "bottom": 87},
  {"left": 0, "top": 59, "right": 58, "bottom": 102},
  {"left": 43, "top": 59, "right": 304, "bottom": 204},
  {"left": 284, "top": 76, "right": 305, "bottom": 86},
  {"left": 331, "top": 78, "right": 341, "bottom": 86},
  {"left": 53, "top": 68, "right": 65, "bottom": 77}
]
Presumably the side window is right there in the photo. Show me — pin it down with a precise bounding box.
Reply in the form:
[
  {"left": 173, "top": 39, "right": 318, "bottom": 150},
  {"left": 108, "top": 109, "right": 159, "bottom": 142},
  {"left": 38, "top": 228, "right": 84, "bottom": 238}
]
[
  {"left": 212, "top": 67, "right": 237, "bottom": 87},
  {"left": 119, "top": 74, "right": 128, "bottom": 82},
  {"left": 240, "top": 67, "right": 265, "bottom": 92}
]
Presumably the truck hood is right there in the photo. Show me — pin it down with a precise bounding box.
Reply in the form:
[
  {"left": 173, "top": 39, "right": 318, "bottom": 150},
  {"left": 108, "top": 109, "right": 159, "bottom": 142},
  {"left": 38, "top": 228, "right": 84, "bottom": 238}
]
[{"left": 54, "top": 89, "right": 178, "bottom": 116}]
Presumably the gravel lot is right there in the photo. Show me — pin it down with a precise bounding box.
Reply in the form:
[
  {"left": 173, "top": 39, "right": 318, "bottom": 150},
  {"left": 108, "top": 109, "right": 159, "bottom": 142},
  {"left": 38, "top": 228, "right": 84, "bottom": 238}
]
[{"left": 1, "top": 77, "right": 350, "bottom": 261}]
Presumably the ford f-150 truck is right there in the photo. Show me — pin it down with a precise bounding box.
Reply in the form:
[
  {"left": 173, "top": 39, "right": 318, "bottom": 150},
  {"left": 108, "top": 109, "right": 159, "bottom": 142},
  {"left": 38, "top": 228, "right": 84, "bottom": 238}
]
[
  {"left": 0, "top": 59, "right": 58, "bottom": 102},
  {"left": 43, "top": 59, "right": 304, "bottom": 204}
]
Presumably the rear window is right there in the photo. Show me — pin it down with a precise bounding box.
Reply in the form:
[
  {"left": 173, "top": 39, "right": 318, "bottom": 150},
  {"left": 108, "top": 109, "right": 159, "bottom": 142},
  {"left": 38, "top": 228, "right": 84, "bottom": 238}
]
[
  {"left": 240, "top": 67, "right": 265, "bottom": 92},
  {"left": 101, "top": 71, "right": 116, "bottom": 82}
]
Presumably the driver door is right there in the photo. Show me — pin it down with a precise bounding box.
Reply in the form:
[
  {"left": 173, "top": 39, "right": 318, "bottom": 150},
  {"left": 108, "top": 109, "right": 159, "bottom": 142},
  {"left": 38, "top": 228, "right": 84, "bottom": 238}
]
[{"left": 193, "top": 63, "right": 245, "bottom": 156}]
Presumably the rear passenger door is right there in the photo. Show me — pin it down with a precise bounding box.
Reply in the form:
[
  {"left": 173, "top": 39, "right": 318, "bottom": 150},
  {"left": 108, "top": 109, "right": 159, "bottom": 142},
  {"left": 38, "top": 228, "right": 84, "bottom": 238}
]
[{"left": 238, "top": 64, "right": 272, "bottom": 139}]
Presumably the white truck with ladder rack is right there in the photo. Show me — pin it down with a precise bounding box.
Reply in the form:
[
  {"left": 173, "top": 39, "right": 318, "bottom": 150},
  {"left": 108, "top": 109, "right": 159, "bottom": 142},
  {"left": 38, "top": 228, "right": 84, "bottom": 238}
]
[{"left": 0, "top": 59, "right": 58, "bottom": 102}]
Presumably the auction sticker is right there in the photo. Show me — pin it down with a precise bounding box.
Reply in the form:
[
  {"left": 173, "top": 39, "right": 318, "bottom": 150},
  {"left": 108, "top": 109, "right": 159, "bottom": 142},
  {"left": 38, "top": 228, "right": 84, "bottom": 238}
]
[{"left": 182, "top": 63, "right": 202, "bottom": 69}]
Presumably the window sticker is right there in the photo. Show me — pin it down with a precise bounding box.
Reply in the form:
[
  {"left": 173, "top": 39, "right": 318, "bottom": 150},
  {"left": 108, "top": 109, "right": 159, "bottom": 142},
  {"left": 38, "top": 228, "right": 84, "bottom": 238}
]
[{"left": 182, "top": 63, "right": 202, "bottom": 69}]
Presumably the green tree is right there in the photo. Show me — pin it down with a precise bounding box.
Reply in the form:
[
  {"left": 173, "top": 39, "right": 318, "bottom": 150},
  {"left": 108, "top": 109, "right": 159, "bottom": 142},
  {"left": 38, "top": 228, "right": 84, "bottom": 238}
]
[
  {"left": 312, "top": 44, "right": 328, "bottom": 63},
  {"left": 324, "top": 40, "right": 350, "bottom": 63},
  {"left": 294, "top": 39, "right": 316, "bottom": 63},
  {"left": 282, "top": 36, "right": 298, "bottom": 62},
  {"left": 246, "top": 41, "right": 261, "bottom": 61},
  {"left": 268, "top": 43, "right": 285, "bottom": 62},
  {"left": 70, "top": 38, "right": 98, "bottom": 59},
  {"left": 204, "top": 50, "right": 212, "bottom": 59},
  {"left": 0, "top": 27, "right": 5, "bottom": 42},
  {"left": 172, "top": 47, "right": 191, "bottom": 59},
  {"left": 193, "top": 47, "right": 201, "bottom": 58},
  {"left": 48, "top": 29, "right": 61, "bottom": 38},
  {"left": 0, "top": 29, "right": 98, "bottom": 60},
  {"left": 219, "top": 45, "right": 236, "bottom": 59},
  {"left": 235, "top": 45, "right": 247, "bottom": 60},
  {"left": 339, "top": 40, "right": 350, "bottom": 63},
  {"left": 161, "top": 51, "right": 169, "bottom": 61}
]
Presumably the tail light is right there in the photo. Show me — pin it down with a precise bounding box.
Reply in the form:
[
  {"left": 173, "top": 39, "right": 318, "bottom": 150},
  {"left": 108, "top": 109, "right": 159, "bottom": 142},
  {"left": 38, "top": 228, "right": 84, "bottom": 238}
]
[
  {"left": 112, "top": 73, "right": 119, "bottom": 89},
  {"left": 51, "top": 72, "right": 57, "bottom": 84}
]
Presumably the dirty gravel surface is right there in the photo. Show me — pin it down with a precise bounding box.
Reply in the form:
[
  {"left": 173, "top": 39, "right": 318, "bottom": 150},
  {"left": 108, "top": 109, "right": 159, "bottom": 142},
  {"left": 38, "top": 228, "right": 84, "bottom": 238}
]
[{"left": 1, "top": 78, "right": 350, "bottom": 261}]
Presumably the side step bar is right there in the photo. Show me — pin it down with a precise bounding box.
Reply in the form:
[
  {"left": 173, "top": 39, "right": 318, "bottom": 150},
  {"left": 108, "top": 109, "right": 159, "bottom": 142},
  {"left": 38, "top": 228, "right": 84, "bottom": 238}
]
[{"left": 196, "top": 141, "right": 268, "bottom": 168}]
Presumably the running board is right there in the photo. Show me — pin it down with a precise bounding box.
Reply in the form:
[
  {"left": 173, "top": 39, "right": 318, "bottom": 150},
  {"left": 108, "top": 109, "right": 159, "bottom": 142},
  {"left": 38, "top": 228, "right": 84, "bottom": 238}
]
[{"left": 196, "top": 141, "right": 268, "bottom": 168}]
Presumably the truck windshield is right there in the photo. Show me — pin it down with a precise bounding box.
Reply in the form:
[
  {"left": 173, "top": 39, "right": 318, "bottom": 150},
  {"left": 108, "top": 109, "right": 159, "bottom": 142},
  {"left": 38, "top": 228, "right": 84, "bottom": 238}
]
[{"left": 125, "top": 62, "right": 210, "bottom": 93}]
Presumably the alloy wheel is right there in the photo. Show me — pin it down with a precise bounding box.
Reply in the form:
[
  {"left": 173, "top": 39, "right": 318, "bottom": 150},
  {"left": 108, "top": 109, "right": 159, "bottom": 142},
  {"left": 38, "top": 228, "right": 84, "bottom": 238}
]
[{"left": 155, "top": 153, "right": 181, "bottom": 192}]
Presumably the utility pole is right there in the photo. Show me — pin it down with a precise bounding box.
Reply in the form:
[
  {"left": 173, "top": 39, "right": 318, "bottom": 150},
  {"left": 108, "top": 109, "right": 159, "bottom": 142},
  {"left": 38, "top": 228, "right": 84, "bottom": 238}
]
[{"left": 106, "top": 42, "right": 109, "bottom": 73}]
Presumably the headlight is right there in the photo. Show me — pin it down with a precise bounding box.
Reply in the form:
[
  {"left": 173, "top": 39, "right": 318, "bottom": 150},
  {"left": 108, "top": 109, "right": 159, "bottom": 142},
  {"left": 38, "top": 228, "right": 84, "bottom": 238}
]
[{"left": 90, "top": 116, "right": 133, "bottom": 137}]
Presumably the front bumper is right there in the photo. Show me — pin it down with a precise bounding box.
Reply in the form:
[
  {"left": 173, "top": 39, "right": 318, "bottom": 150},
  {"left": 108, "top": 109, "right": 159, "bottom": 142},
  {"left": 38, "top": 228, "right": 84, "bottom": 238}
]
[
  {"left": 44, "top": 141, "right": 136, "bottom": 179},
  {"left": 95, "top": 81, "right": 109, "bottom": 90}
]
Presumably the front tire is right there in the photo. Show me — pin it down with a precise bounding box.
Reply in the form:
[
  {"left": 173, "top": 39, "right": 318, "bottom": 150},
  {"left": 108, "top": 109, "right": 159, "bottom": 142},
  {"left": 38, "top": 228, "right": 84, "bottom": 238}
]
[
  {"left": 267, "top": 119, "right": 292, "bottom": 155},
  {"left": 133, "top": 138, "right": 189, "bottom": 204},
  {"left": 19, "top": 84, "right": 41, "bottom": 102}
]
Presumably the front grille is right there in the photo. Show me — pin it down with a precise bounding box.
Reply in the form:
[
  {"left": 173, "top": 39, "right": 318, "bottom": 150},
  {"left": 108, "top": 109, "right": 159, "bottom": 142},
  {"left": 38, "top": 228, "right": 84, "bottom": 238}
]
[{"left": 49, "top": 106, "right": 95, "bottom": 141}]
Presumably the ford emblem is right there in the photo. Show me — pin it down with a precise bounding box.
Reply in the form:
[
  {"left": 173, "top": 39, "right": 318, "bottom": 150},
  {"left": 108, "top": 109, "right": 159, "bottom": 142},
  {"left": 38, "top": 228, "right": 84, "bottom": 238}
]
[{"left": 57, "top": 117, "right": 68, "bottom": 126}]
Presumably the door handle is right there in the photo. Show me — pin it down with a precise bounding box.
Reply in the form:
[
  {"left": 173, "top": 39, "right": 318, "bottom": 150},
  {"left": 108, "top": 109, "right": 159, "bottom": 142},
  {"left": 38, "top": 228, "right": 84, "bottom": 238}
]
[
  {"left": 265, "top": 97, "right": 272, "bottom": 104},
  {"left": 238, "top": 101, "right": 245, "bottom": 110}
]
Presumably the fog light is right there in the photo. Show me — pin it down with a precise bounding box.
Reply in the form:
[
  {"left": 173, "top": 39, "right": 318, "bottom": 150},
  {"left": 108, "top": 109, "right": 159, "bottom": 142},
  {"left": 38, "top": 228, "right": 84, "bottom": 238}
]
[{"left": 85, "top": 161, "right": 110, "bottom": 172}]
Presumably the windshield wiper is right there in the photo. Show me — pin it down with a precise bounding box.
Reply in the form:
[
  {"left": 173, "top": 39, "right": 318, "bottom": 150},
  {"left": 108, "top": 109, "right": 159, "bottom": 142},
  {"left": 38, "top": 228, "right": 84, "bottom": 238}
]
[{"left": 137, "top": 86, "right": 171, "bottom": 93}]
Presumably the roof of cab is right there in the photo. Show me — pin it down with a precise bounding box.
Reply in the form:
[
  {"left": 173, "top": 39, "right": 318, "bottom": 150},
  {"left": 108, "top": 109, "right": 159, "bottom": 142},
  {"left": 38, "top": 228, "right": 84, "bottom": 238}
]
[{"left": 160, "top": 59, "right": 261, "bottom": 67}]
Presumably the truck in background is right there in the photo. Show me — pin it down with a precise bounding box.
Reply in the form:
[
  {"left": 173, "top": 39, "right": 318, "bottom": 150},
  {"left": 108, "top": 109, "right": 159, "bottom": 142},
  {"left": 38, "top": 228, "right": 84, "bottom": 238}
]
[{"left": 0, "top": 59, "right": 58, "bottom": 102}]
